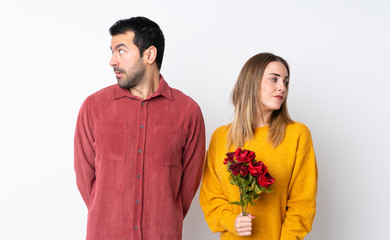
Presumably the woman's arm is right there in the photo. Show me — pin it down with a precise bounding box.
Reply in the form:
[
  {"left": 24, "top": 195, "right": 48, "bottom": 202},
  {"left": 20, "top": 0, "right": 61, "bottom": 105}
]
[
  {"left": 280, "top": 127, "right": 318, "bottom": 240},
  {"left": 199, "top": 129, "right": 240, "bottom": 235}
]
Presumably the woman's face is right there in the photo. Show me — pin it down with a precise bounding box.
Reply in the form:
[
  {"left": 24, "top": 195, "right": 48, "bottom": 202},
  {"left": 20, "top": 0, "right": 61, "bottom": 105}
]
[{"left": 260, "top": 61, "right": 289, "bottom": 115}]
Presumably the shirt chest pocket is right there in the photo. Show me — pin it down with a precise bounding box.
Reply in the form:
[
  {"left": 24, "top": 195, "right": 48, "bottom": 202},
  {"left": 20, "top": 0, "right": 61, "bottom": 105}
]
[
  {"left": 95, "top": 120, "right": 127, "bottom": 161},
  {"left": 150, "top": 126, "right": 186, "bottom": 167}
]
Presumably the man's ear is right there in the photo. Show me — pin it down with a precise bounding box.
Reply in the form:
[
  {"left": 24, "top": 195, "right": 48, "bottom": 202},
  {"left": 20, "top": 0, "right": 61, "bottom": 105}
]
[{"left": 144, "top": 46, "right": 157, "bottom": 65}]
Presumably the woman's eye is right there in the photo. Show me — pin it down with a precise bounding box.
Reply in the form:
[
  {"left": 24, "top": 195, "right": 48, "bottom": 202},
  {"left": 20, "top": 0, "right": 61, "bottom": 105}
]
[
  {"left": 284, "top": 81, "right": 289, "bottom": 86},
  {"left": 270, "top": 77, "right": 277, "bottom": 82}
]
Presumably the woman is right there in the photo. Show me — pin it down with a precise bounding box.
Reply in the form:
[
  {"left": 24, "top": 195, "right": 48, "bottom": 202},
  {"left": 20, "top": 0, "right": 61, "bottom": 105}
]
[{"left": 200, "top": 53, "right": 317, "bottom": 240}]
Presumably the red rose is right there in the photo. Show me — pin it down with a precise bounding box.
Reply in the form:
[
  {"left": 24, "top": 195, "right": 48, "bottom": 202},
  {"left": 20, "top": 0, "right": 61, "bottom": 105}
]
[
  {"left": 229, "top": 162, "right": 241, "bottom": 176},
  {"left": 224, "top": 148, "right": 275, "bottom": 216},
  {"left": 248, "top": 161, "right": 267, "bottom": 177},
  {"left": 229, "top": 162, "right": 249, "bottom": 176},
  {"left": 258, "top": 172, "right": 275, "bottom": 188},
  {"left": 223, "top": 152, "right": 235, "bottom": 165},
  {"left": 239, "top": 164, "right": 249, "bottom": 177},
  {"left": 234, "top": 148, "right": 256, "bottom": 163}
]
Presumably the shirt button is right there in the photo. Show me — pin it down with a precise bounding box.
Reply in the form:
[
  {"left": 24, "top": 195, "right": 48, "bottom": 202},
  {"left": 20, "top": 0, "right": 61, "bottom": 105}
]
[
  {"left": 140, "top": 125, "right": 144, "bottom": 129},
  {"left": 141, "top": 102, "right": 145, "bottom": 106},
  {"left": 136, "top": 200, "right": 140, "bottom": 204},
  {"left": 136, "top": 174, "right": 141, "bottom": 179},
  {"left": 134, "top": 226, "right": 138, "bottom": 230},
  {"left": 138, "top": 149, "right": 142, "bottom": 153}
]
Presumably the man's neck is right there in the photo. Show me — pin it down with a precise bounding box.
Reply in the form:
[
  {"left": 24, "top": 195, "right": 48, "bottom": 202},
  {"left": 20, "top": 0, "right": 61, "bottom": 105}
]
[{"left": 130, "top": 70, "right": 160, "bottom": 100}]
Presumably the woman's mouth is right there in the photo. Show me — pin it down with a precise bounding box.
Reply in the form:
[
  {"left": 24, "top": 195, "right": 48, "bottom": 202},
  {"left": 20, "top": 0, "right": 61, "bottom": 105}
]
[{"left": 274, "top": 95, "right": 284, "bottom": 100}]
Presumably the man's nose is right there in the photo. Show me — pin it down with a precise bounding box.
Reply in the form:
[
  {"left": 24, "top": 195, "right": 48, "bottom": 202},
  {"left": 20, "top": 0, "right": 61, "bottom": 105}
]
[{"left": 109, "top": 54, "right": 118, "bottom": 67}]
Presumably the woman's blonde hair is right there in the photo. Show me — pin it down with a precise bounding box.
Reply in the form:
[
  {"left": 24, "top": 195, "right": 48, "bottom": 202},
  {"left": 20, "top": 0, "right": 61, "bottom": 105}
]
[{"left": 227, "top": 53, "right": 293, "bottom": 149}]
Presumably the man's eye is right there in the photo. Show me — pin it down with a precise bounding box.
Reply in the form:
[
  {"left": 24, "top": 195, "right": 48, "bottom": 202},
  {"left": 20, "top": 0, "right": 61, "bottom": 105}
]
[{"left": 119, "top": 49, "right": 125, "bottom": 54}]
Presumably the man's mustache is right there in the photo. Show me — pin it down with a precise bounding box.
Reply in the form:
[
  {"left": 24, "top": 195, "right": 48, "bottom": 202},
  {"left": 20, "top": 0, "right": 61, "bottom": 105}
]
[{"left": 113, "top": 67, "right": 125, "bottom": 73}]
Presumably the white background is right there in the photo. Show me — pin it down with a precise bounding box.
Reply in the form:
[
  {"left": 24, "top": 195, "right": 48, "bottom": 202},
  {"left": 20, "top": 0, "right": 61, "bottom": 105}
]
[{"left": 1, "top": 0, "right": 389, "bottom": 239}]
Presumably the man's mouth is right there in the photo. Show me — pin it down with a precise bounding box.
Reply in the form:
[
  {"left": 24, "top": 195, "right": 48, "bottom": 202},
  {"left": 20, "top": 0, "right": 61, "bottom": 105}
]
[{"left": 114, "top": 68, "right": 125, "bottom": 78}]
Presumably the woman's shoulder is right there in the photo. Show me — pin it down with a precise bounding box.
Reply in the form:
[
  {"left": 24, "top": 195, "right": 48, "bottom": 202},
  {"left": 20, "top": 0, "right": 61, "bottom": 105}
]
[
  {"left": 208, "top": 124, "right": 230, "bottom": 146},
  {"left": 286, "top": 121, "right": 312, "bottom": 138},
  {"left": 211, "top": 124, "right": 230, "bottom": 137},
  {"left": 285, "top": 121, "right": 315, "bottom": 152}
]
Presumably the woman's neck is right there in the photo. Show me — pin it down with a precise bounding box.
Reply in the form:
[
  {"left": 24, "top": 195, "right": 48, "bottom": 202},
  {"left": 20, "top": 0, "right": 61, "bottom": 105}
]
[{"left": 255, "top": 110, "right": 272, "bottom": 128}]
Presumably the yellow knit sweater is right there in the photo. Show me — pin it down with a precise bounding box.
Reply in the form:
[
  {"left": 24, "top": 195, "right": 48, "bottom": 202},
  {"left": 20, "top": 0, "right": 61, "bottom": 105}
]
[{"left": 199, "top": 122, "right": 317, "bottom": 240}]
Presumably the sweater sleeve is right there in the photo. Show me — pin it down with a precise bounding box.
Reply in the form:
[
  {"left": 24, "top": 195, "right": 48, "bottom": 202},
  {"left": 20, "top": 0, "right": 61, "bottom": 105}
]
[
  {"left": 74, "top": 97, "right": 96, "bottom": 208},
  {"left": 199, "top": 129, "right": 239, "bottom": 236},
  {"left": 280, "top": 127, "right": 318, "bottom": 240}
]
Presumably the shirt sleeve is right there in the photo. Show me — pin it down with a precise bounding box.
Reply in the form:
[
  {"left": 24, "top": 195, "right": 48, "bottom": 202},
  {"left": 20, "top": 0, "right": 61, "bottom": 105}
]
[
  {"left": 74, "top": 97, "right": 96, "bottom": 208},
  {"left": 180, "top": 105, "right": 206, "bottom": 217},
  {"left": 280, "top": 128, "right": 318, "bottom": 240},
  {"left": 199, "top": 130, "right": 239, "bottom": 235}
]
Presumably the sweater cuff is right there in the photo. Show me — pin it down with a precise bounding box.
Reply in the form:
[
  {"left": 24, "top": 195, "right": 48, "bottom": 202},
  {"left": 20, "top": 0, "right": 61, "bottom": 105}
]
[{"left": 223, "top": 211, "right": 239, "bottom": 236}]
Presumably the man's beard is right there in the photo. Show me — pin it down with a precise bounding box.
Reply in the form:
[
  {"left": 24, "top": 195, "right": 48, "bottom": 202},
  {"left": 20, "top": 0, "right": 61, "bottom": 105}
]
[{"left": 115, "top": 59, "right": 146, "bottom": 89}]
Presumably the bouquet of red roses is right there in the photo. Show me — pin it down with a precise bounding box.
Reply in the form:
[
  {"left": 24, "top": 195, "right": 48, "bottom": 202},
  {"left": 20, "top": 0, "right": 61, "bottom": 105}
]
[{"left": 224, "top": 148, "right": 275, "bottom": 216}]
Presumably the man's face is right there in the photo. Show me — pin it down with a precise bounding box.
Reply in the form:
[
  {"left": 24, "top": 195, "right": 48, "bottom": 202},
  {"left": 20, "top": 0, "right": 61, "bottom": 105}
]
[{"left": 109, "top": 31, "right": 146, "bottom": 89}]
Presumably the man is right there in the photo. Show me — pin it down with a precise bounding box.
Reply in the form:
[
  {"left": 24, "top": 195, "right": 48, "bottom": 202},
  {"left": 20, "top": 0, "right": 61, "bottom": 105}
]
[{"left": 74, "top": 17, "right": 205, "bottom": 240}]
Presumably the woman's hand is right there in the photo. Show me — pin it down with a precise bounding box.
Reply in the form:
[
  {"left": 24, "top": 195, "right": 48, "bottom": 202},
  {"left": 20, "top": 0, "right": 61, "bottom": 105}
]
[{"left": 234, "top": 213, "right": 255, "bottom": 236}]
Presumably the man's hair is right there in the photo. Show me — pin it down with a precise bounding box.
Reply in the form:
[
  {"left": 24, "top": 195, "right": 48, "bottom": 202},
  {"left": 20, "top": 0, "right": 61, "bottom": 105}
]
[{"left": 109, "top": 16, "right": 165, "bottom": 70}]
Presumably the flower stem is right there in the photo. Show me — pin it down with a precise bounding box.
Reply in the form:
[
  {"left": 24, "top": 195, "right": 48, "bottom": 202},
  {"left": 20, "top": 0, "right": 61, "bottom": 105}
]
[
  {"left": 239, "top": 187, "right": 248, "bottom": 216},
  {"left": 239, "top": 188, "right": 245, "bottom": 215}
]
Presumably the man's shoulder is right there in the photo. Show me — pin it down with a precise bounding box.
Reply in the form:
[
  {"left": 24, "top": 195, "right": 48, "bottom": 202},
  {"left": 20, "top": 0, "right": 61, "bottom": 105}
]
[
  {"left": 85, "top": 84, "right": 117, "bottom": 103},
  {"left": 89, "top": 84, "right": 117, "bottom": 98},
  {"left": 170, "top": 87, "right": 201, "bottom": 111}
]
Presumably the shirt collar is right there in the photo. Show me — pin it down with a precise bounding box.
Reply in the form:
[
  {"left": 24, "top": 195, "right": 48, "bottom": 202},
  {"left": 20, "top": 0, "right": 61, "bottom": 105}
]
[{"left": 113, "top": 74, "right": 173, "bottom": 101}]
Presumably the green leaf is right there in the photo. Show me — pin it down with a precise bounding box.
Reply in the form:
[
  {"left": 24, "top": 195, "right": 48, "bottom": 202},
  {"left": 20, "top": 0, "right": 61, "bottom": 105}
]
[
  {"left": 249, "top": 191, "right": 255, "bottom": 199},
  {"left": 229, "top": 175, "right": 235, "bottom": 185},
  {"left": 250, "top": 179, "right": 256, "bottom": 190},
  {"left": 227, "top": 161, "right": 232, "bottom": 169},
  {"left": 262, "top": 186, "right": 272, "bottom": 193},
  {"left": 254, "top": 184, "right": 262, "bottom": 194},
  {"left": 257, "top": 185, "right": 268, "bottom": 192},
  {"left": 230, "top": 201, "right": 244, "bottom": 207},
  {"left": 242, "top": 191, "right": 248, "bottom": 199},
  {"left": 237, "top": 178, "right": 245, "bottom": 188},
  {"left": 248, "top": 174, "right": 253, "bottom": 183},
  {"left": 244, "top": 178, "right": 251, "bottom": 187}
]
